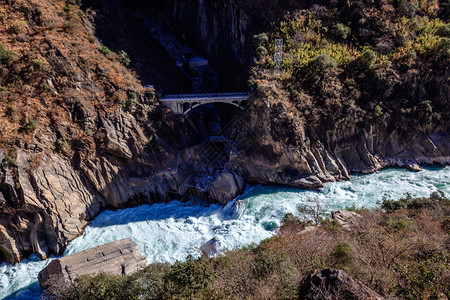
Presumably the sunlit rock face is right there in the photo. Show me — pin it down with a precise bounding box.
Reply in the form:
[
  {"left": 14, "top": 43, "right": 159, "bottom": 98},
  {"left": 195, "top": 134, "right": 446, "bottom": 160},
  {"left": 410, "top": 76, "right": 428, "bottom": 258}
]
[{"left": 38, "top": 238, "right": 147, "bottom": 294}]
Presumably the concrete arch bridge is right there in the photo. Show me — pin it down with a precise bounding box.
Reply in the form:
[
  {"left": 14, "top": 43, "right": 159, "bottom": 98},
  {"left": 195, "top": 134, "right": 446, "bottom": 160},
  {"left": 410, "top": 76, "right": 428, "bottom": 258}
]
[{"left": 159, "top": 92, "right": 250, "bottom": 115}]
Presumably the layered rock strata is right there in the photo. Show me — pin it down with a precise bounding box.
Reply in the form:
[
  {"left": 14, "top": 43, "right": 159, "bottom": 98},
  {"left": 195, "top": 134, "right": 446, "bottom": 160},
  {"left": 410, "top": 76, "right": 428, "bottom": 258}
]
[
  {"left": 1, "top": 115, "right": 449, "bottom": 264},
  {"left": 38, "top": 238, "right": 147, "bottom": 293}
]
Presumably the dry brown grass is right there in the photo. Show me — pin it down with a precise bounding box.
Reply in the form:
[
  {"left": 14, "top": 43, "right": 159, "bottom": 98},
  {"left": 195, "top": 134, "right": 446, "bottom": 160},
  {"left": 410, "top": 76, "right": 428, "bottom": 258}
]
[
  {"left": 60, "top": 194, "right": 449, "bottom": 299},
  {"left": 0, "top": 0, "right": 145, "bottom": 150}
]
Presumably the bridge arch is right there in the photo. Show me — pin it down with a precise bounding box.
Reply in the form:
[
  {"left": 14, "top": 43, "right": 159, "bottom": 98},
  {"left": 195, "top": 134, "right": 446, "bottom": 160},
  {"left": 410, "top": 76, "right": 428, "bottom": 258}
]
[
  {"left": 159, "top": 92, "right": 250, "bottom": 115},
  {"left": 184, "top": 101, "right": 242, "bottom": 115},
  {"left": 182, "top": 102, "right": 191, "bottom": 113}
]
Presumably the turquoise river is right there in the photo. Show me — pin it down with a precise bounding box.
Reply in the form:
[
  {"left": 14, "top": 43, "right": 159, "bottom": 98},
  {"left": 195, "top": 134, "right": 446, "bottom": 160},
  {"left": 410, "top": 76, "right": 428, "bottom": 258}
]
[{"left": 1, "top": 167, "right": 449, "bottom": 299}]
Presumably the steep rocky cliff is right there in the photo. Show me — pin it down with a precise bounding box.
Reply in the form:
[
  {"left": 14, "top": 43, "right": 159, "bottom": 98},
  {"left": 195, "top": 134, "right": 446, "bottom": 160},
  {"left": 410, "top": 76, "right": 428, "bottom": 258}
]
[
  {"left": 127, "top": 0, "right": 312, "bottom": 90},
  {"left": 0, "top": 0, "right": 184, "bottom": 263},
  {"left": 229, "top": 99, "right": 448, "bottom": 190}
]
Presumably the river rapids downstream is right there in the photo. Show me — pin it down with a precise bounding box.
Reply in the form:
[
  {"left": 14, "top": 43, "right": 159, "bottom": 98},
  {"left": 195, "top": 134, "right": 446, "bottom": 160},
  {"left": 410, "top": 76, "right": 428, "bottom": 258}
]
[{"left": 1, "top": 167, "right": 449, "bottom": 299}]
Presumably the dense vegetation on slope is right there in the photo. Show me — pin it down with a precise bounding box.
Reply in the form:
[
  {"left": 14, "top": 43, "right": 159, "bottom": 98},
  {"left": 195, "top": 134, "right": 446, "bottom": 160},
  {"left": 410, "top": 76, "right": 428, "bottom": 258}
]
[
  {"left": 0, "top": 0, "right": 187, "bottom": 163},
  {"left": 0, "top": 0, "right": 148, "bottom": 146},
  {"left": 54, "top": 192, "right": 450, "bottom": 299},
  {"left": 250, "top": 0, "right": 449, "bottom": 145}
]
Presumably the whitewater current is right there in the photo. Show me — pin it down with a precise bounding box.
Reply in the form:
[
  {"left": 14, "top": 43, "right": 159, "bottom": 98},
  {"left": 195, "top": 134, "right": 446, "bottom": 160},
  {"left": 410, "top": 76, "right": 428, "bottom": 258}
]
[{"left": 1, "top": 167, "right": 449, "bottom": 299}]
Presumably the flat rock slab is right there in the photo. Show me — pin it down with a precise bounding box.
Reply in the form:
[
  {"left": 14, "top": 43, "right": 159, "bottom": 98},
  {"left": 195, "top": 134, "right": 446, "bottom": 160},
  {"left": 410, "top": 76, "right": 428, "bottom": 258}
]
[{"left": 38, "top": 238, "right": 148, "bottom": 290}]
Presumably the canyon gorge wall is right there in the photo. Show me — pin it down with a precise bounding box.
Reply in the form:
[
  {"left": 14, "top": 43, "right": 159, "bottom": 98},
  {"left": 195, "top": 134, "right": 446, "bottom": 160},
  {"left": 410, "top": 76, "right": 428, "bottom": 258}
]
[{"left": 0, "top": 0, "right": 448, "bottom": 264}]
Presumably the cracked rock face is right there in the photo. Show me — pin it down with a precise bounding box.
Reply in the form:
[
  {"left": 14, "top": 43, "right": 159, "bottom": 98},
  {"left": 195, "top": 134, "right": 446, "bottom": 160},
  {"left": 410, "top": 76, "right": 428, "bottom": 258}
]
[
  {"left": 0, "top": 105, "right": 167, "bottom": 264},
  {"left": 38, "top": 238, "right": 148, "bottom": 294},
  {"left": 1, "top": 109, "right": 448, "bottom": 264},
  {"left": 228, "top": 100, "right": 449, "bottom": 191}
]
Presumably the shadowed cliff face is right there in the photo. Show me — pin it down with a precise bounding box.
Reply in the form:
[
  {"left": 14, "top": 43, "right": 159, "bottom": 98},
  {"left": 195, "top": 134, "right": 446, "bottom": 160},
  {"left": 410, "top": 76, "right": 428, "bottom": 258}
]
[
  {"left": 230, "top": 100, "right": 449, "bottom": 189},
  {"left": 116, "top": 0, "right": 318, "bottom": 91},
  {"left": 80, "top": 0, "right": 193, "bottom": 93},
  {"left": 81, "top": 0, "right": 324, "bottom": 90}
]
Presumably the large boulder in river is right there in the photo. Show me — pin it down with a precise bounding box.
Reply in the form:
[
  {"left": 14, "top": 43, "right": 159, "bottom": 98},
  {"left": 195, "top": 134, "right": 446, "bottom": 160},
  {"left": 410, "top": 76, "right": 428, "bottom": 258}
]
[
  {"left": 38, "top": 238, "right": 147, "bottom": 293},
  {"left": 207, "top": 171, "right": 245, "bottom": 204},
  {"left": 298, "top": 269, "right": 383, "bottom": 300}
]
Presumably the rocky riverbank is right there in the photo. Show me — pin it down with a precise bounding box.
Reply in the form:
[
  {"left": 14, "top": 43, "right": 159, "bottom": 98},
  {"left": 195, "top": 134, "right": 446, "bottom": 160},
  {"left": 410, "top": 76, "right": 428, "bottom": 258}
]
[{"left": 1, "top": 111, "right": 448, "bottom": 264}]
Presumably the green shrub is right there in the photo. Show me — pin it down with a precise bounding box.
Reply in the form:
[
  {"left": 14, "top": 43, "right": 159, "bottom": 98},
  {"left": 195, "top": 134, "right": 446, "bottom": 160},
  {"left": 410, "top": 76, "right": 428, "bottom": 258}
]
[
  {"left": 57, "top": 140, "right": 68, "bottom": 150},
  {"left": 395, "top": 254, "right": 449, "bottom": 299},
  {"left": 397, "top": 0, "right": 418, "bottom": 17},
  {"left": 130, "top": 263, "right": 171, "bottom": 299},
  {"left": 332, "top": 23, "right": 351, "bottom": 40},
  {"left": 68, "top": 273, "right": 139, "bottom": 300},
  {"left": 102, "top": 46, "right": 113, "bottom": 55},
  {"left": 252, "top": 33, "right": 269, "bottom": 48},
  {"left": 374, "top": 104, "right": 383, "bottom": 117},
  {"left": 314, "top": 54, "right": 337, "bottom": 71},
  {"left": 164, "top": 255, "right": 214, "bottom": 298},
  {"left": 382, "top": 191, "right": 449, "bottom": 212},
  {"left": 63, "top": 21, "right": 74, "bottom": 32},
  {"left": 0, "top": 43, "right": 17, "bottom": 66},
  {"left": 436, "top": 24, "right": 450, "bottom": 37},
  {"left": 331, "top": 241, "right": 353, "bottom": 265},
  {"left": 23, "top": 119, "right": 38, "bottom": 131},
  {"left": 124, "top": 91, "right": 137, "bottom": 107},
  {"left": 63, "top": 4, "right": 71, "bottom": 14},
  {"left": 414, "top": 33, "right": 446, "bottom": 59},
  {"left": 42, "top": 83, "right": 51, "bottom": 90},
  {"left": 256, "top": 46, "right": 268, "bottom": 60},
  {"left": 386, "top": 214, "right": 412, "bottom": 231},
  {"left": 344, "top": 203, "right": 369, "bottom": 214},
  {"left": 29, "top": 59, "right": 47, "bottom": 72},
  {"left": 125, "top": 98, "right": 136, "bottom": 107},
  {"left": 281, "top": 213, "right": 299, "bottom": 226},
  {"left": 322, "top": 218, "right": 342, "bottom": 232},
  {"left": 118, "top": 50, "right": 131, "bottom": 66},
  {"left": 281, "top": 212, "right": 306, "bottom": 231},
  {"left": 10, "top": 21, "right": 27, "bottom": 34},
  {"left": 4, "top": 154, "right": 16, "bottom": 165},
  {"left": 360, "top": 50, "right": 377, "bottom": 69}
]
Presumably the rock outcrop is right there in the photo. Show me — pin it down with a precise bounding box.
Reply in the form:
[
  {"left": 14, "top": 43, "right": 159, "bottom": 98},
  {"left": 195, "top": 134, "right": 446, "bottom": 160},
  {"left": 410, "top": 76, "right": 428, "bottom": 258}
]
[
  {"left": 1, "top": 108, "right": 448, "bottom": 264},
  {"left": 38, "top": 238, "right": 147, "bottom": 293},
  {"left": 207, "top": 171, "right": 245, "bottom": 204},
  {"left": 227, "top": 98, "right": 449, "bottom": 190},
  {"left": 330, "top": 210, "right": 362, "bottom": 230},
  {"left": 298, "top": 269, "right": 383, "bottom": 300}
]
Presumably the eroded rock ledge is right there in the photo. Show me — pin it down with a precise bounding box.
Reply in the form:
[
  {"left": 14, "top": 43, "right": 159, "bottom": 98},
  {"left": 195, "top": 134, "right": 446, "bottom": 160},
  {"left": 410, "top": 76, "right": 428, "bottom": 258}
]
[
  {"left": 1, "top": 122, "right": 448, "bottom": 264},
  {"left": 38, "top": 238, "right": 147, "bottom": 294}
]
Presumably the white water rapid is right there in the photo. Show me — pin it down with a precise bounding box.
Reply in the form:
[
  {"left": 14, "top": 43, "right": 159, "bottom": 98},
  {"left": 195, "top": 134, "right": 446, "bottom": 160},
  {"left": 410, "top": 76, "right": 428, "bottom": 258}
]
[{"left": 1, "top": 167, "right": 449, "bottom": 299}]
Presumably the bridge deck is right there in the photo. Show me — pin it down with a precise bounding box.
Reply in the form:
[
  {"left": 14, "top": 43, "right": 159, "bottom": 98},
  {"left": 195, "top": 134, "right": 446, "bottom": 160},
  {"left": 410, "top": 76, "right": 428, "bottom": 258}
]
[{"left": 160, "top": 92, "right": 250, "bottom": 102}]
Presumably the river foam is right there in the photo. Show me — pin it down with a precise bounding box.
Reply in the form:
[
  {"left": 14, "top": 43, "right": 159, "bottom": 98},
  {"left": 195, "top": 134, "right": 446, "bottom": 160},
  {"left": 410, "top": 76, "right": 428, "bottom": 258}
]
[{"left": 1, "top": 167, "right": 449, "bottom": 299}]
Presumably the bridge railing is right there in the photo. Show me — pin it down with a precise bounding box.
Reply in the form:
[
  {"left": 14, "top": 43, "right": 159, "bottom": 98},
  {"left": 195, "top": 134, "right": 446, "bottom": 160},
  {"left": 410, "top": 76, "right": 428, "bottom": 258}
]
[{"left": 161, "top": 92, "right": 250, "bottom": 101}]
